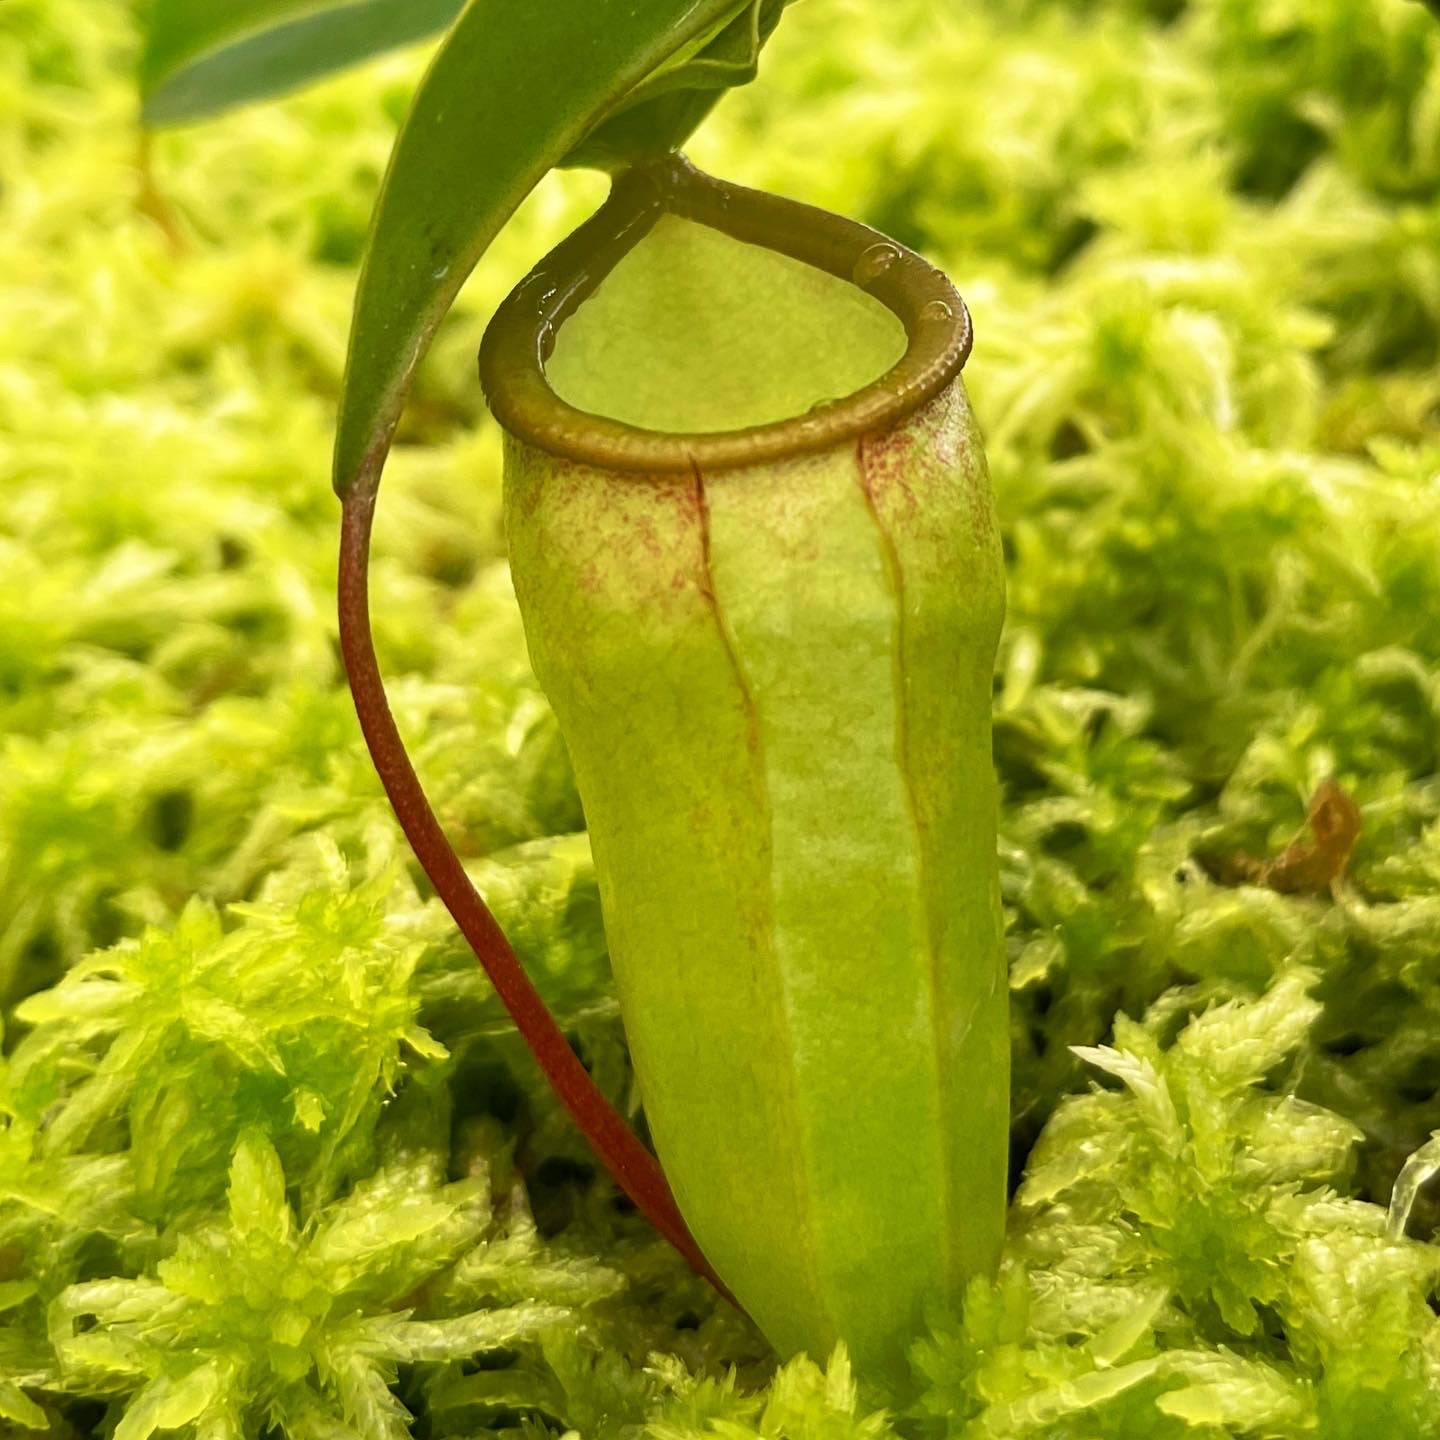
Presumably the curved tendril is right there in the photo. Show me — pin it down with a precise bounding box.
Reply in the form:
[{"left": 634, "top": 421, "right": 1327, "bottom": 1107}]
[{"left": 337, "top": 487, "right": 731, "bottom": 1300}]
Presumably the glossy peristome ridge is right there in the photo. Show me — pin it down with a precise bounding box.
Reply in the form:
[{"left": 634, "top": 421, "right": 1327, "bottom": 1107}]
[{"left": 479, "top": 153, "right": 973, "bottom": 473}]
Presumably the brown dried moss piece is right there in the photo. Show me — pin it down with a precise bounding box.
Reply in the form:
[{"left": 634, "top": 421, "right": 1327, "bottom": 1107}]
[{"left": 1221, "top": 779, "right": 1363, "bottom": 894}]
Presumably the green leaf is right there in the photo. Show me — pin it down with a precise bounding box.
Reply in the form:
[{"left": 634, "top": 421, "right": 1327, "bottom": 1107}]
[
  {"left": 565, "top": 0, "right": 796, "bottom": 170},
  {"left": 331, "top": 0, "right": 744, "bottom": 500},
  {"left": 140, "top": 0, "right": 466, "bottom": 127}
]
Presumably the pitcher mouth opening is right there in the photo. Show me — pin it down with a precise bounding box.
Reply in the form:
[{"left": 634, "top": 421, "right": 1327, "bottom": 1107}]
[{"left": 478, "top": 154, "right": 973, "bottom": 475}]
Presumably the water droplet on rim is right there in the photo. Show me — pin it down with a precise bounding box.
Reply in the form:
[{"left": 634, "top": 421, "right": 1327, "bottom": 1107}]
[
  {"left": 919, "top": 298, "right": 955, "bottom": 323},
  {"left": 852, "top": 242, "right": 901, "bottom": 286}
]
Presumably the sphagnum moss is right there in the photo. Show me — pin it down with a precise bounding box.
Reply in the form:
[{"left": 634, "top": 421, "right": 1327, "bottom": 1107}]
[{"left": 2, "top": 0, "right": 1439, "bottom": 1434}]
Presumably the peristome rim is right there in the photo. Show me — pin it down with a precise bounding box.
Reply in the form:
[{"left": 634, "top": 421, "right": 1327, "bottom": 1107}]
[{"left": 478, "top": 155, "right": 972, "bottom": 475}]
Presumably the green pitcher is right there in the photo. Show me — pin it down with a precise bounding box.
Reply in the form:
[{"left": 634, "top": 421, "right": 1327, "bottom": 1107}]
[{"left": 478, "top": 157, "right": 1007, "bottom": 1377}]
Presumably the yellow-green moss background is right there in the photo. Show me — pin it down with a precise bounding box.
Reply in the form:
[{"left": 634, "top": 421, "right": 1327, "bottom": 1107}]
[{"left": 3, "top": 1, "right": 1440, "bottom": 1434}]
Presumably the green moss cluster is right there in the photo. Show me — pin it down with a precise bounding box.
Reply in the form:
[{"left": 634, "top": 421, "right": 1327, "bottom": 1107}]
[{"left": 1, "top": 0, "right": 1438, "bottom": 1434}]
